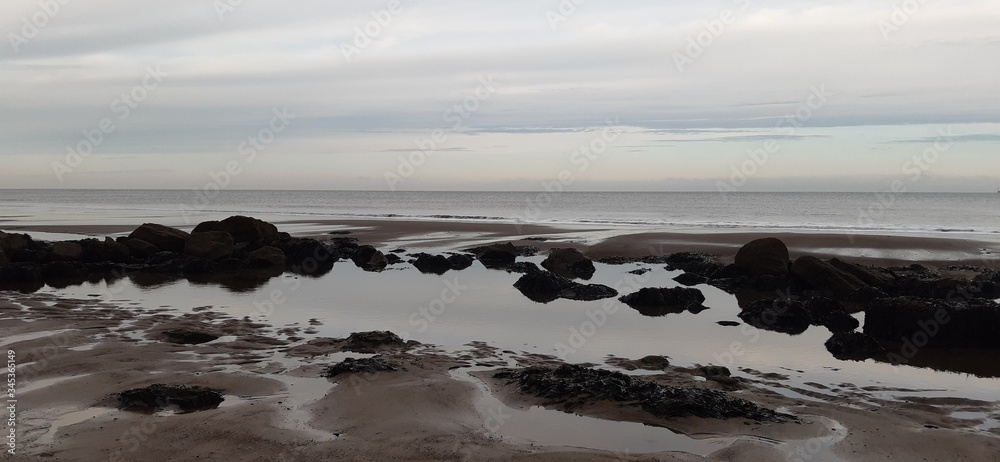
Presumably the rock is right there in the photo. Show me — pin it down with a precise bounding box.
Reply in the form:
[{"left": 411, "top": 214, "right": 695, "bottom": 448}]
[
  {"left": 385, "top": 254, "right": 403, "bottom": 264},
  {"left": 619, "top": 287, "right": 707, "bottom": 316},
  {"left": 129, "top": 223, "right": 190, "bottom": 253},
  {"left": 184, "top": 231, "right": 234, "bottom": 261},
  {"left": 0, "top": 264, "right": 42, "bottom": 284},
  {"left": 0, "top": 250, "right": 9, "bottom": 268},
  {"left": 629, "top": 268, "right": 651, "bottom": 275},
  {"left": 413, "top": 254, "right": 453, "bottom": 275},
  {"left": 80, "top": 237, "right": 130, "bottom": 263},
  {"left": 864, "top": 296, "right": 1000, "bottom": 349},
  {"left": 351, "top": 245, "right": 387, "bottom": 272},
  {"left": 541, "top": 248, "right": 595, "bottom": 280},
  {"left": 447, "top": 254, "right": 475, "bottom": 270},
  {"left": 825, "top": 332, "right": 885, "bottom": 361},
  {"left": 41, "top": 261, "right": 88, "bottom": 280},
  {"left": 343, "top": 331, "right": 406, "bottom": 353},
  {"left": 791, "top": 256, "right": 868, "bottom": 296},
  {"left": 215, "top": 215, "right": 279, "bottom": 243},
  {"left": 163, "top": 330, "right": 219, "bottom": 345},
  {"left": 821, "top": 310, "right": 861, "bottom": 333},
  {"left": 664, "top": 252, "right": 718, "bottom": 272},
  {"left": 321, "top": 356, "right": 401, "bottom": 377},
  {"left": 974, "top": 271, "right": 1000, "bottom": 298},
  {"left": 829, "top": 258, "right": 896, "bottom": 290},
  {"left": 673, "top": 273, "right": 706, "bottom": 286},
  {"left": 637, "top": 355, "right": 670, "bottom": 370},
  {"left": 513, "top": 271, "right": 574, "bottom": 303},
  {"left": 0, "top": 231, "right": 32, "bottom": 254},
  {"left": 49, "top": 242, "right": 83, "bottom": 261},
  {"left": 125, "top": 238, "right": 160, "bottom": 259},
  {"left": 559, "top": 283, "right": 619, "bottom": 301},
  {"left": 717, "top": 321, "right": 741, "bottom": 327},
  {"left": 494, "top": 364, "right": 791, "bottom": 422},
  {"left": 803, "top": 297, "right": 860, "bottom": 332},
  {"left": 192, "top": 220, "right": 222, "bottom": 233},
  {"left": 472, "top": 242, "right": 518, "bottom": 268},
  {"left": 117, "top": 384, "right": 224, "bottom": 413},
  {"left": 734, "top": 238, "right": 790, "bottom": 276},
  {"left": 247, "top": 246, "right": 286, "bottom": 268},
  {"left": 278, "top": 239, "right": 337, "bottom": 276},
  {"left": 505, "top": 262, "right": 541, "bottom": 274},
  {"left": 738, "top": 299, "right": 812, "bottom": 335}
]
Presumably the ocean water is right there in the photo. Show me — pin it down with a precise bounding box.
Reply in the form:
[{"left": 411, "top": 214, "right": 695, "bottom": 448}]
[{"left": 1, "top": 189, "right": 999, "bottom": 236}]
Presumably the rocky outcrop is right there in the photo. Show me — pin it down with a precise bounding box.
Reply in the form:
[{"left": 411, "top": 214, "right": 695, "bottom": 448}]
[
  {"left": 247, "top": 246, "right": 286, "bottom": 268},
  {"left": 825, "top": 332, "right": 885, "bottom": 361},
  {"left": 471, "top": 242, "right": 519, "bottom": 268},
  {"left": 738, "top": 299, "right": 812, "bottom": 335},
  {"left": 513, "top": 271, "right": 617, "bottom": 303},
  {"left": 829, "top": 258, "right": 895, "bottom": 290},
  {"left": 0, "top": 231, "right": 32, "bottom": 255},
  {"left": 0, "top": 250, "right": 9, "bottom": 268},
  {"left": 322, "top": 356, "right": 401, "bottom": 377},
  {"left": 351, "top": 245, "right": 388, "bottom": 272},
  {"left": 117, "top": 384, "right": 224, "bottom": 413},
  {"left": 618, "top": 287, "right": 707, "bottom": 316},
  {"left": 734, "top": 238, "right": 789, "bottom": 276},
  {"left": 790, "top": 256, "right": 868, "bottom": 297},
  {"left": 184, "top": 231, "right": 234, "bottom": 261},
  {"left": 215, "top": 215, "right": 279, "bottom": 243},
  {"left": 541, "top": 248, "right": 596, "bottom": 280},
  {"left": 864, "top": 296, "right": 1000, "bottom": 349},
  {"left": 128, "top": 223, "right": 190, "bottom": 253},
  {"left": 125, "top": 238, "right": 159, "bottom": 259},
  {"left": 49, "top": 241, "right": 83, "bottom": 261}
]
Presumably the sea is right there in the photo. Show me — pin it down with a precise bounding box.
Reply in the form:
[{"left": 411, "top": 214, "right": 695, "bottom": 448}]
[
  {"left": 2, "top": 189, "right": 1000, "bottom": 447},
  {"left": 1, "top": 189, "right": 999, "bottom": 237}
]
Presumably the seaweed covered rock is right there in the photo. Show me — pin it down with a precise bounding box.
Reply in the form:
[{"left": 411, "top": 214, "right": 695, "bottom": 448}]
[
  {"left": 558, "top": 283, "right": 619, "bottom": 301},
  {"left": 351, "top": 245, "right": 388, "bottom": 272},
  {"left": 277, "top": 238, "right": 336, "bottom": 276},
  {"left": 791, "top": 256, "right": 868, "bottom": 297},
  {"left": 541, "top": 248, "right": 596, "bottom": 280},
  {"left": 738, "top": 299, "right": 812, "bottom": 335},
  {"left": 825, "top": 332, "right": 885, "bottom": 361},
  {"left": 129, "top": 223, "right": 190, "bottom": 254},
  {"left": 343, "top": 331, "right": 407, "bottom": 353},
  {"left": 118, "top": 384, "right": 224, "bottom": 413},
  {"left": 447, "top": 254, "right": 475, "bottom": 270},
  {"left": 184, "top": 231, "right": 234, "bottom": 261},
  {"left": 412, "top": 253, "right": 453, "bottom": 275},
  {"left": 163, "top": 329, "right": 219, "bottom": 345},
  {"left": 471, "top": 242, "right": 519, "bottom": 269},
  {"left": 321, "top": 356, "right": 401, "bottom": 377},
  {"left": 618, "top": 287, "right": 707, "bottom": 316},
  {"left": 734, "top": 238, "right": 789, "bottom": 276},
  {"left": 514, "top": 271, "right": 617, "bottom": 303},
  {"left": 864, "top": 296, "right": 1000, "bottom": 349},
  {"left": 494, "top": 364, "right": 790, "bottom": 422}
]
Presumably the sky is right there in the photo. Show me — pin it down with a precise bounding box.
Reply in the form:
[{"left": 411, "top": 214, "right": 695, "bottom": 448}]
[{"left": 1, "top": 0, "right": 999, "bottom": 191}]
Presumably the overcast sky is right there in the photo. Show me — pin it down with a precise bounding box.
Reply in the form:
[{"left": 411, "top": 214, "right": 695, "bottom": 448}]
[{"left": 1, "top": 0, "right": 998, "bottom": 191}]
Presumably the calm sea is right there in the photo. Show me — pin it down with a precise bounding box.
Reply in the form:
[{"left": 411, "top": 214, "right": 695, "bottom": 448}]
[{"left": 1, "top": 190, "right": 998, "bottom": 236}]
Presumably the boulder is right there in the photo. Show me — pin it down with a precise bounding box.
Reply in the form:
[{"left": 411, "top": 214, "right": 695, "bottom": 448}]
[
  {"left": 829, "top": 258, "right": 896, "bottom": 290},
  {"left": 413, "top": 254, "right": 453, "bottom": 275},
  {"left": 734, "top": 238, "right": 790, "bottom": 276},
  {"left": 673, "top": 273, "right": 707, "bottom": 286},
  {"left": 343, "top": 331, "right": 406, "bottom": 353},
  {"left": 322, "top": 356, "right": 401, "bottom": 378},
  {"left": 192, "top": 220, "right": 223, "bottom": 233},
  {"left": 803, "top": 297, "right": 859, "bottom": 332},
  {"left": 447, "top": 254, "right": 475, "bottom": 270},
  {"left": 215, "top": 216, "right": 279, "bottom": 243},
  {"left": 825, "top": 332, "right": 885, "bottom": 361},
  {"left": 864, "top": 296, "right": 1000, "bottom": 349},
  {"left": 184, "top": 231, "right": 234, "bottom": 261},
  {"left": 738, "top": 299, "right": 811, "bottom": 335},
  {"left": 790, "top": 256, "right": 868, "bottom": 296},
  {"left": 351, "top": 245, "right": 388, "bottom": 272},
  {"left": 49, "top": 241, "right": 83, "bottom": 261},
  {"left": 79, "top": 237, "right": 130, "bottom": 263},
  {"left": 163, "top": 330, "right": 219, "bottom": 345},
  {"left": 514, "top": 271, "right": 575, "bottom": 303},
  {"left": 125, "top": 238, "right": 160, "bottom": 259},
  {"left": 541, "top": 248, "right": 596, "bottom": 280},
  {"left": 619, "top": 287, "right": 707, "bottom": 316},
  {"left": 247, "top": 246, "right": 287, "bottom": 268},
  {"left": 0, "top": 231, "right": 31, "bottom": 254},
  {"left": 278, "top": 239, "right": 337, "bottom": 276},
  {"left": 473, "top": 242, "right": 518, "bottom": 268},
  {"left": 559, "top": 283, "right": 618, "bottom": 301},
  {"left": 129, "top": 223, "right": 190, "bottom": 253}
]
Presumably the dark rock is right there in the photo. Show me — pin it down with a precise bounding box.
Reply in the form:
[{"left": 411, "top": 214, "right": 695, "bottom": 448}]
[
  {"left": 791, "top": 256, "right": 868, "bottom": 296},
  {"left": 699, "top": 365, "right": 732, "bottom": 377},
  {"left": 825, "top": 332, "right": 886, "bottom": 361},
  {"left": 0, "top": 231, "right": 32, "bottom": 255},
  {"left": 734, "top": 238, "right": 790, "bottom": 276},
  {"left": 505, "top": 261, "right": 541, "bottom": 274},
  {"left": 164, "top": 329, "right": 219, "bottom": 345},
  {"left": 0, "top": 250, "right": 9, "bottom": 268},
  {"left": 974, "top": 271, "right": 1000, "bottom": 298},
  {"left": 541, "top": 248, "right": 596, "bottom": 280},
  {"left": 717, "top": 321, "right": 741, "bottom": 327},
  {"left": 0, "top": 263, "right": 42, "bottom": 283},
  {"left": 49, "top": 241, "right": 83, "bottom": 261},
  {"left": 321, "top": 356, "right": 401, "bottom": 377},
  {"left": 80, "top": 237, "right": 130, "bottom": 263},
  {"left": 559, "top": 283, "right": 618, "bottom": 301},
  {"left": 41, "top": 261, "right": 88, "bottom": 280},
  {"left": 447, "top": 254, "right": 474, "bottom": 270},
  {"left": 619, "top": 287, "right": 707, "bottom": 316},
  {"left": 278, "top": 239, "right": 336, "bottom": 276},
  {"left": 184, "top": 231, "right": 234, "bottom": 261},
  {"left": 637, "top": 355, "right": 670, "bottom": 370},
  {"left": 247, "top": 246, "right": 286, "bottom": 268},
  {"left": 628, "top": 268, "right": 650, "bottom": 275},
  {"left": 344, "top": 331, "right": 406, "bottom": 353},
  {"left": 471, "top": 242, "right": 519, "bottom": 268},
  {"left": 864, "top": 296, "right": 1000, "bottom": 349},
  {"left": 821, "top": 310, "right": 860, "bottom": 333},
  {"left": 192, "top": 220, "right": 222, "bottom": 233},
  {"left": 129, "top": 223, "right": 190, "bottom": 253},
  {"left": 385, "top": 254, "right": 403, "bottom": 265},
  {"left": 351, "top": 245, "right": 387, "bottom": 272},
  {"left": 664, "top": 252, "right": 718, "bottom": 272},
  {"left": 216, "top": 215, "right": 279, "bottom": 243},
  {"left": 117, "top": 384, "right": 224, "bottom": 413},
  {"left": 709, "top": 264, "right": 748, "bottom": 279},
  {"left": 673, "top": 273, "right": 706, "bottom": 286},
  {"left": 413, "top": 253, "right": 453, "bottom": 275},
  {"left": 847, "top": 286, "right": 889, "bottom": 305},
  {"left": 125, "top": 238, "right": 159, "bottom": 259},
  {"left": 494, "top": 364, "right": 791, "bottom": 422},
  {"left": 738, "top": 299, "right": 811, "bottom": 335},
  {"left": 513, "top": 271, "right": 574, "bottom": 303},
  {"left": 829, "top": 258, "right": 896, "bottom": 290}
]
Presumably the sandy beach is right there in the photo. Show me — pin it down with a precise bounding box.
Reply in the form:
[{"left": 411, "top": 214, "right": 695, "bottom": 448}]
[{"left": 3, "top": 218, "right": 1000, "bottom": 461}]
